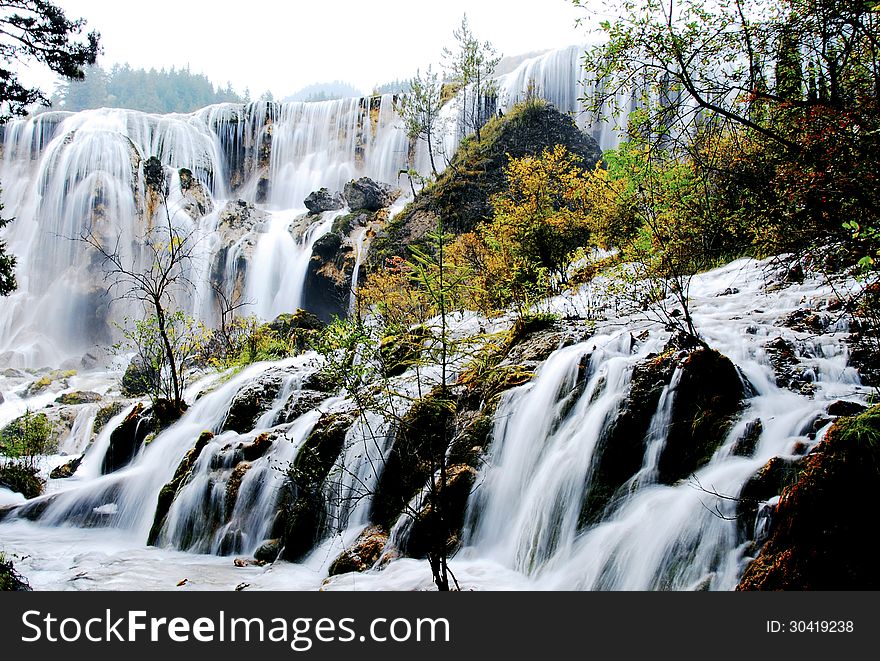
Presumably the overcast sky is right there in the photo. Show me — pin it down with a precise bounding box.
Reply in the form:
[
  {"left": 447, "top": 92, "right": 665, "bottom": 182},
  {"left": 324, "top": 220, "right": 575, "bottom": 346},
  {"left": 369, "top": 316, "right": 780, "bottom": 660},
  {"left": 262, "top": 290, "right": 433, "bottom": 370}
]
[{"left": 44, "top": 0, "right": 590, "bottom": 98}]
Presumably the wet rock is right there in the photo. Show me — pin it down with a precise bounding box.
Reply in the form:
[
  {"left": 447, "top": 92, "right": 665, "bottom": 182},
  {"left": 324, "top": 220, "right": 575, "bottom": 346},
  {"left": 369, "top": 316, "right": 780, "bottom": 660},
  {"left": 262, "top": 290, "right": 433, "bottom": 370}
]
[
  {"left": 826, "top": 400, "right": 867, "bottom": 418},
  {"left": 178, "top": 168, "right": 213, "bottom": 220},
  {"left": 738, "top": 406, "right": 880, "bottom": 590},
  {"left": 223, "top": 371, "right": 285, "bottom": 433},
  {"left": 148, "top": 431, "right": 215, "bottom": 545},
  {"left": 735, "top": 456, "right": 803, "bottom": 544},
  {"left": 782, "top": 309, "right": 830, "bottom": 334},
  {"left": 93, "top": 402, "right": 125, "bottom": 434},
  {"left": 372, "top": 389, "right": 454, "bottom": 528},
  {"left": 254, "top": 539, "right": 282, "bottom": 563},
  {"left": 278, "top": 390, "right": 327, "bottom": 424},
  {"left": 121, "top": 357, "right": 155, "bottom": 397},
  {"left": 579, "top": 349, "right": 678, "bottom": 525},
  {"left": 238, "top": 432, "right": 274, "bottom": 462},
  {"left": 328, "top": 526, "right": 389, "bottom": 576},
  {"left": 304, "top": 188, "right": 345, "bottom": 215},
  {"left": 763, "top": 337, "right": 815, "bottom": 395},
  {"left": 731, "top": 419, "right": 764, "bottom": 458},
  {"left": 54, "top": 391, "right": 102, "bottom": 406},
  {"left": 404, "top": 464, "right": 478, "bottom": 559},
  {"left": 49, "top": 455, "right": 83, "bottom": 479},
  {"left": 343, "top": 177, "right": 395, "bottom": 212},
  {"left": 225, "top": 462, "right": 252, "bottom": 518},
  {"left": 657, "top": 348, "right": 745, "bottom": 484},
  {"left": 218, "top": 528, "right": 245, "bottom": 556},
  {"left": 277, "top": 410, "right": 356, "bottom": 562}
]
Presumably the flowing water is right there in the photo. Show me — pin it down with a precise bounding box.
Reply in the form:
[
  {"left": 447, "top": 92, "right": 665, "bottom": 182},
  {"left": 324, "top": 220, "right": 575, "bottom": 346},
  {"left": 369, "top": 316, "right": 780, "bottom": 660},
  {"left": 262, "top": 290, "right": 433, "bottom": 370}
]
[{"left": 0, "top": 47, "right": 869, "bottom": 590}]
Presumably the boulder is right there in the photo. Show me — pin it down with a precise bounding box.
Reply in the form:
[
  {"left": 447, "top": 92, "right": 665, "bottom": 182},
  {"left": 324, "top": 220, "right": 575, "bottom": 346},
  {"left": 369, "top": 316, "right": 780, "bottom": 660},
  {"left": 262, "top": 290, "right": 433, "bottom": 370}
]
[
  {"left": 579, "top": 348, "right": 678, "bottom": 525},
  {"left": 101, "top": 400, "right": 184, "bottom": 475},
  {"left": 148, "top": 431, "right": 214, "bottom": 545},
  {"left": 656, "top": 348, "right": 745, "bottom": 485},
  {"left": 737, "top": 406, "right": 880, "bottom": 590},
  {"left": 54, "top": 391, "right": 102, "bottom": 406},
  {"left": 735, "top": 456, "right": 803, "bottom": 544},
  {"left": 328, "top": 526, "right": 389, "bottom": 576},
  {"left": 304, "top": 188, "right": 345, "bottom": 214},
  {"left": 254, "top": 539, "right": 282, "bottom": 563},
  {"left": 49, "top": 455, "right": 83, "bottom": 479},
  {"left": 278, "top": 410, "right": 356, "bottom": 562},
  {"left": 222, "top": 370, "right": 285, "bottom": 433},
  {"left": 403, "top": 464, "right": 478, "bottom": 558},
  {"left": 343, "top": 177, "right": 395, "bottom": 212}
]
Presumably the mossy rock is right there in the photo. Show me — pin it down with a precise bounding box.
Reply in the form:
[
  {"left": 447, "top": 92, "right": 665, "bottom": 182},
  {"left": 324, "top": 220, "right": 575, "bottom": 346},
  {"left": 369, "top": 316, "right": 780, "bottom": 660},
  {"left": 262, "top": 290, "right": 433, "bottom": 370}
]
[
  {"left": 737, "top": 406, "right": 880, "bottom": 590},
  {"left": 579, "top": 349, "right": 678, "bottom": 526},
  {"left": 656, "top": 348, "right": 745, "bottom": 485},
  {"left": 328, "top": 526, "right": 389, "bottom": 576},
  {"left": 403, "top": 464, "right": 478, "bottom": 559},
  {"left": 238, "top": 432, "right": 274, "bottom": 462},
  {"left": 148, "top": 431, "right": 214, "bottom": 545},
  {"left": 278, "top": 412, "right": 354, "bottom": 562},
  {"left": 735, "top": 456, "right": 804, "bottom": 544},
  {"left": 54, "top": 391, "right": 102, "bottom": 406},
  {"left": 93, "top": 402, "right": 125, "bottom": 434},
  {"left": 102, "top": 402, "right": 169, "bottom": 475},
  {"left": 371, "top": 389, "right": 454, "bottom": 528},
  {"left": 223, "top": 371, "right": 284, "bottom": 433}
]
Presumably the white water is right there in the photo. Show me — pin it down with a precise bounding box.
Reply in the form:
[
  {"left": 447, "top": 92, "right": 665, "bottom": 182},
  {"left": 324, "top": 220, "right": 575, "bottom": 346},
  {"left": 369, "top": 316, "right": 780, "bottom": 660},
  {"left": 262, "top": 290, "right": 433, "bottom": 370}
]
[
  {"left": 0, "top": 45, "right": 635, "bottom": 371},
  {"left": 0, "top": 259, "right": 869, "bottom": 590}
]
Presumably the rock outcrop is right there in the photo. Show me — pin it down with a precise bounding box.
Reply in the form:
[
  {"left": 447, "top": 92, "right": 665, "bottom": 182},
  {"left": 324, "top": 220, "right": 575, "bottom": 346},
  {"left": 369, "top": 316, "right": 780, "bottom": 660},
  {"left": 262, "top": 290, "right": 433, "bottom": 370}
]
[
  {"left": 304, "top": 188, "right": 345, "bottom": 215},
  {"left": 737, "top": 406, "right": 880, "bottom": 590}
]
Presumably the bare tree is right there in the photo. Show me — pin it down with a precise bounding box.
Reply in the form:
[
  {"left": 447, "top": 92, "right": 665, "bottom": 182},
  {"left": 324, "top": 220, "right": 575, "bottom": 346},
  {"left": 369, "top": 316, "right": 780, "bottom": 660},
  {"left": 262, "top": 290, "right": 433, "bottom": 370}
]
[{"left": 82, "top": 158, "right": 203, "bottom": 410}]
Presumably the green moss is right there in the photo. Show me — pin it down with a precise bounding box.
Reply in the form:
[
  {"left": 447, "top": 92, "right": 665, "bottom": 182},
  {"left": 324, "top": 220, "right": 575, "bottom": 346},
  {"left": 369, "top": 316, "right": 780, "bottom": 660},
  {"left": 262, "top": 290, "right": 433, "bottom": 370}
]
[
  {"left": 94, "top": 402, "right": 125, "bottom": 434},
  {"left": 0, "top": 463, "right": 44, "bottom": 499},
  {"left": 0, "top": 552, "right": 31, "bottom": 591},
  {"left": 148, "top": 430, "right": 214, "bottom": 545},
  {"left": 738, "top": 406, "right": 880, "bottom": 590}
]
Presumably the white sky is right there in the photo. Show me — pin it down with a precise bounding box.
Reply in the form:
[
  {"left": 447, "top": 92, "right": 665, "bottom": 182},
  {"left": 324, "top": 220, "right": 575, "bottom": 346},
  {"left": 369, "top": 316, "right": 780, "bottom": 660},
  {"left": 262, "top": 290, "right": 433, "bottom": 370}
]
[{"left": 45, "top": 0, "right": 591, "bottom": 98}]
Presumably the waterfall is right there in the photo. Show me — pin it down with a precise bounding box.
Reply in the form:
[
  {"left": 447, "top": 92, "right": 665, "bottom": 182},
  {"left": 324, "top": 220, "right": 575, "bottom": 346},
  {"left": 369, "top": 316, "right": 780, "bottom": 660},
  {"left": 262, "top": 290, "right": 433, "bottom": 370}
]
[{"left": 0, "top": 45, "right": 633, "bottom": 370}]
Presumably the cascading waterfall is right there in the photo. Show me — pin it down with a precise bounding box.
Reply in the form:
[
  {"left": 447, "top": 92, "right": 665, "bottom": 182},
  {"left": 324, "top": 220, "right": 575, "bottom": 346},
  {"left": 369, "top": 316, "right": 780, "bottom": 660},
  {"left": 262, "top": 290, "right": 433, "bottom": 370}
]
[
  {"left": 0, "top": 41, "right": 868, "bottom": 591},
  {"left": 0, "top": 44, "right": 634, "bottom": 370}
]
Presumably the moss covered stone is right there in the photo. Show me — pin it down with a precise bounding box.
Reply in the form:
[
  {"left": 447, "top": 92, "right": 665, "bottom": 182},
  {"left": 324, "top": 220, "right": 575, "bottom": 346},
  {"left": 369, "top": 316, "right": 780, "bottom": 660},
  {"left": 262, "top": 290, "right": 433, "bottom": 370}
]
[
  {"left": 656, "top": 348, "right": 745, "bottom": 485},
  {"left": 579, "top": 349, "right": 678, "bottom": 526},
  {"left": 737, "top": 406, "right": 880, "bottom": 590},
  {"left": 148, "top": 431, "right": 214, "bottom": 545},
  {"left": 403, "top": 464, "right": 478, "bottom": 559},
  {"left": 371, "top": 389, "right": 453, "bottom": 528},
  {"left": 328, "top": 525, "right": 389, "bottom": 576},
  {"left": 278, "top": 412, "right": 354, "bottom": 562}
]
